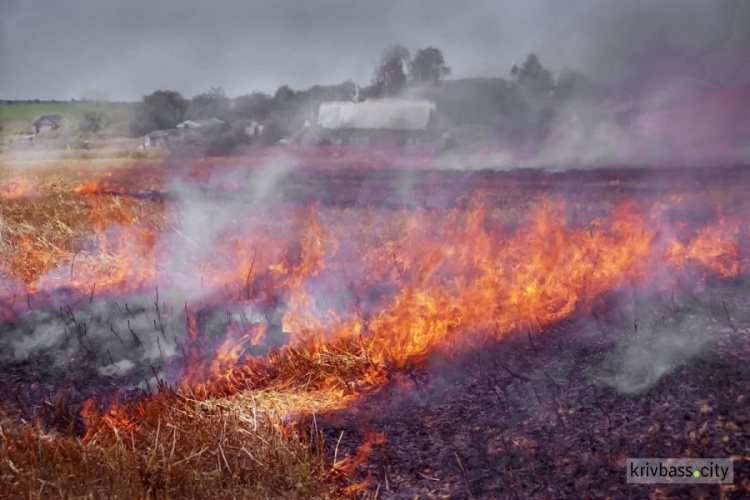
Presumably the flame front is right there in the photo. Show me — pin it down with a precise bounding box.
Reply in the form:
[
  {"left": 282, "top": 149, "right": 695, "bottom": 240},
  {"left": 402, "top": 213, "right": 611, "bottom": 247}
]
[{"left": 1, "top": 170, "right": 746, "bottom": 422}]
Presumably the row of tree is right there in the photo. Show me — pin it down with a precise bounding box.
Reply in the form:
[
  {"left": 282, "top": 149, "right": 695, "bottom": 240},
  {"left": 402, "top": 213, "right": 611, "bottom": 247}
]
[
  {"left": 129, "top": 45, "right": 596, "bottom": 152},
  {"left": 129, "top": 45, "right": 456, "bottom": 136},
  {"left": 367, "top": 45, "right": 451, "bottom": 97}
]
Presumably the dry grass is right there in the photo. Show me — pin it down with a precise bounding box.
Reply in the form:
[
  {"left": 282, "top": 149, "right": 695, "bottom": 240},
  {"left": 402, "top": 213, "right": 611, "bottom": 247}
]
[
  {"left": 187, "top": 337, "right": 386, "bottom": 401},
  {"left": 0, "top": 170, "right": 164, "bottom": 286},
  {"left": 0, "top": 324, "right": 384, "bottom": 499},
  {"left": 0, "top": 392, "right": 345, "bottom": 499},
  {"left": 0, "top": 164, "right": 385, "bottom": 497},
  {"left": 0, "top": 339, "right": 387, "bottom": 499}
]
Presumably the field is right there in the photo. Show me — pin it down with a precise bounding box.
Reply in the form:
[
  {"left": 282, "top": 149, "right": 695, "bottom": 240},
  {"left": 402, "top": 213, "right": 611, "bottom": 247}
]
[
  {"left": 0, "top": 101, "right": 136, "bottom": 137},
  {"left": 1, "top": 152, "right": 749, "bottom": 498}
]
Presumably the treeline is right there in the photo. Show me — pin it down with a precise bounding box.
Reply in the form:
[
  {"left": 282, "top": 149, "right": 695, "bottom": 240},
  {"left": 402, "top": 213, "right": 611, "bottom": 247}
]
[
  {"left": 128, "top": 83, "right": 356, "bottom": 144},
  {"left": 128, "top": 45, "right": 603, "bottom": 151}
]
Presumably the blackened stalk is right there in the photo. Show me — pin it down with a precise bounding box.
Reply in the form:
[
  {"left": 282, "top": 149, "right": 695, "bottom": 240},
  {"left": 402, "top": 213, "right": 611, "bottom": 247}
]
[
  {"left": 128, "top": 319, "right": 143, "bottom": 348},
  {"left": 245, "top": 246, "right": 257, "bottom": 301},
  {"left": 109, "top": 322, "right": 126, "bottom": 347},
  {"left": 722, "top": 300, "right": 738, "bottom": 332}
]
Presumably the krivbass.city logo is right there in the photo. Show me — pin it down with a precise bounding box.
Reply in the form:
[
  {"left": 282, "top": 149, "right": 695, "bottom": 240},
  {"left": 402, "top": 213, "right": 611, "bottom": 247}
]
[{"left": 626, "top": 458, "right": 733, "bottom": 484}]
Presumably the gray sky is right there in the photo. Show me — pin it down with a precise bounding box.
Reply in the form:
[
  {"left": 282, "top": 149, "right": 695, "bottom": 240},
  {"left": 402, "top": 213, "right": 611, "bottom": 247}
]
[{"left": 1, "top": 0, "right": 747, "bottom": 101}]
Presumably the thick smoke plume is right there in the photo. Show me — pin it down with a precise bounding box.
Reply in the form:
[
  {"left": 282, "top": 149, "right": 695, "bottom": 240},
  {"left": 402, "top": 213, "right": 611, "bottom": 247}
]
[{"left": 0, "top": 154, "right": 302, "bottom": 389}]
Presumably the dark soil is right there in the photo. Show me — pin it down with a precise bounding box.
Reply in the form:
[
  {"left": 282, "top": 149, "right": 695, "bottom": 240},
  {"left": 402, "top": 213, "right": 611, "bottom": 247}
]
[{"left": 322, "top": 283, "right": 750, "bottom": 499}]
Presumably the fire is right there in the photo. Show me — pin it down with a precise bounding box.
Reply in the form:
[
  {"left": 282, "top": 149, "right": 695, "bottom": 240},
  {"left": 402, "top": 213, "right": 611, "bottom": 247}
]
[
  {"left": 1, "top": 167, "right": 747, "bottom": 446},
  {"left": 73, "top": 173, "right": 117, "bottom": 195},
  {"left": 0, "top": 178, "right": 35, "bottom": 199},
  {"left": 159, "top": 196, "right": 743, "bottom": 408},
  {"left": 81, "top": 396, "right": 141, "bottom": 442},
  {"left": 277, "top": 201, "right": 741, "bottom": 372},
  {"left": 665, "top": 222, "right": 741, "bottom": 277},
  {"left": 333, "top": 431, "right": 387, "bottom": 494}
]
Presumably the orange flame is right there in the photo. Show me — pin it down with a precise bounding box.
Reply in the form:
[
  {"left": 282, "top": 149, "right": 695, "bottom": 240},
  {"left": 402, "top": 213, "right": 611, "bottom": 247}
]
[
  {"left": 333, "top": 431, "right": 387, "bottom": 493},
  {"left": 2, "top": 173, "right": 747, "bottom": 432},
  {"left": 0, "top": 178, "right": 35, "bottom": 199}
]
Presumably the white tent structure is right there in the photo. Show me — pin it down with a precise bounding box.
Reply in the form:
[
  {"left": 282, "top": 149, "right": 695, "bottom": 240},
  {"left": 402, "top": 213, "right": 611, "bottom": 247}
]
[
  {"left": 317, "top": 99, "right": 436, "bottom": 131},
  {"left": 176, "top": 118, "right": 224, "bottom": 129}
]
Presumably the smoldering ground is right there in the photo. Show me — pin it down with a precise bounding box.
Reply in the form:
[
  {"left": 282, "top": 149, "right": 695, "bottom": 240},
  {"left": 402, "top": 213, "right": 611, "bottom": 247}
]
[
  {"left": 0, "top": 153, "right": 427, "bottom": 400},
  {"left": 0, "top": 156, "right": 304, "bottom": 396}
]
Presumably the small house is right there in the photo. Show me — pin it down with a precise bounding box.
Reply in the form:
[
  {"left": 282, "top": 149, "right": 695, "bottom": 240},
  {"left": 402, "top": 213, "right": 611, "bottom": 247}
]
[
  {"left": 144, "top": 130, "right": 173, "bottom": 149},
  {"left": 244, "top": 121, "right": 265, "bottom": 138},
  {"left": 33, "top": 115, "right": 63, "bottom": 134},
  {"left": 176, "top": 118, "right": 225, "bottom": 130}
]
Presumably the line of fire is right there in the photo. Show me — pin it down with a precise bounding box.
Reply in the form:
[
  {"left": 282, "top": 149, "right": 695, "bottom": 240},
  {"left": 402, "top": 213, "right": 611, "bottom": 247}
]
[{"left": 2, "top": 3, "right": 750, "bottom": 498}]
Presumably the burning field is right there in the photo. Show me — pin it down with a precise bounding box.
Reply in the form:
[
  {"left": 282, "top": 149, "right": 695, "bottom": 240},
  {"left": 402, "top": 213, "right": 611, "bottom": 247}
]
[{"left": 1, "top": 152, "right": 749, "bottom": 498}]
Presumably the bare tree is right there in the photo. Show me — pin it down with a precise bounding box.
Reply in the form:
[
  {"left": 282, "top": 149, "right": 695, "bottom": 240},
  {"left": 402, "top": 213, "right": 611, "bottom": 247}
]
[
  {"left": 373, "top": 44, "right": 411, "bottom": 96},
  {"left": 410, "top": 47, "right": 451, "bottom": 84}
]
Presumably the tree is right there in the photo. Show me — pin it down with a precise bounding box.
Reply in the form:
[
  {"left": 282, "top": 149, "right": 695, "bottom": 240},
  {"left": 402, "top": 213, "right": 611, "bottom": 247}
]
[
  {"left": 555, "top": 69, "right": 591, "bottom": 100},
  {"left": 189, "top": 87, "right": 230, "bottom": 120},
  {"left": 505, "top": 54, "right": 557, "bottom": 145},
  {"left": 79, "top": 112, "right": 104, "bottom": 134},
  {"left": 511, "top": 54, "right": 554, "bottom": 96},
  {"left": 410, "top": 47, "right": 451, "bottom": 84},
  {"left": 233, "top": 92, "right": 274, "bottom": 120},
  {"left": 306, "top": 81, "right": 357, "bottom": 101},
  {"left": 373, "top": 44, "right": 411, "bottom": 96},
  {"left": 129, "top": 90, "right": 188, "bottom": 136},
  {"left": 274, "top": 85, "right": 296, "bottom": 104}
]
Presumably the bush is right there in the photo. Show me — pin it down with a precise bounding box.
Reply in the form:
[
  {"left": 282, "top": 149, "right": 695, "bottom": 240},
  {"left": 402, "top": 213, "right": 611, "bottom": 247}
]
[
  {"left": 257, "top": 122, "right": 285, "bottom": 146},
  {"left": 129, "top": 90, "right": 188, "bottom": 136},
  {"left": 206, "top": 126, "right": 246, "bottom": 156},
  {"left": 79, "top": 113, "right": 104, "bottom": 134}
]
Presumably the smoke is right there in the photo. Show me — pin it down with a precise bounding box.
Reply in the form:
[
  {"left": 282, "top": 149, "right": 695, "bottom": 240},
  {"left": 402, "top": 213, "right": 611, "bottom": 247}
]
[
  {"left": 0, "top": 152, "right": 303, "bottom": 390},
  {"left": 522, "top": 99, "right": 628, "bottom": 168},
  {"left": 428, "top": 80, "right": 750, "bottom": 170},
  {"left": 592, "top": 314, "right": 714, "bottom": 395},
  {"left": 157, "top": 152, "right": 298, "bottom": 305},
  {"left": 568, "top": 0, "right": 746, "bottom": 92},
  {"left": 0, "top": 298, "right": 178, "bottom": 383},
  {"left": 533, "top": 0, "right": 750, "bottom": 168}
]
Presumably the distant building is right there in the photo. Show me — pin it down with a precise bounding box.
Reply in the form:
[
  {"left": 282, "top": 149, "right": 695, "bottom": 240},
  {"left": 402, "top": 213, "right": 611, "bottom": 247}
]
[
  {"left": 176, "top": 118, "right": 224, "bottom": 130},
  {"left": 288, "top": 120, "right": 323, "bottom": 146},
  {"left": 143, "top": 130, "right": 173, "bottom": 149},
  {"left": 33, "top": 115, "right": 63, "bottom": 134},
  {"left": 316, "top": 99, "right": 438, "bottom": 145},
  {"left": 244, "top": 121, "right": 265, "bottom": 138}
]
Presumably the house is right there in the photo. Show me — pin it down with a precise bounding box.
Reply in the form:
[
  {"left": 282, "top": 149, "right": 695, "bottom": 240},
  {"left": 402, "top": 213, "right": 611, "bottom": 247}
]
[
  {"left": 288, "top": 120, "right": 324, "bottom": 146},
  {"left": 244, "top": 121, "right": 265, "bottom": 138},
  {"left": 143, "top": 130, "right": 173, "bottom": 149},
  {"left": 316, "top": 98, "right": 438, "bottom": 145},
  {"left": 33, "top": 115, "right": 63, "bottom": 134},
  {"left": 176, "top": 118, "right": 225, "bottom": 130}
]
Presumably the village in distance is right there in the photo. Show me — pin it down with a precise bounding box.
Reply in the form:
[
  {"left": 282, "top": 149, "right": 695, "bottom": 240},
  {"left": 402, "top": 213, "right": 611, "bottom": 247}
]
[{"left": 1, "top": 47, "right": 601, "bottom": 162}]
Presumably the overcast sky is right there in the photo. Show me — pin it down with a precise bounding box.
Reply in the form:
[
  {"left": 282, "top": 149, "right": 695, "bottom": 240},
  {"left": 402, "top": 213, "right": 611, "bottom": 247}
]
[{"left": 1, "top": 0, "right": 748, "bottom": 101}]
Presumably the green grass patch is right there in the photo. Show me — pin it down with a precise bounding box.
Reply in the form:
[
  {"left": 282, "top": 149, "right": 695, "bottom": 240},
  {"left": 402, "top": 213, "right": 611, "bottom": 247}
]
[
  {"left": 0, "top": 101, "right": 137, "bottom": 136},
  {"left": 0, "top": 101, "right": 134, "bottom": 120}
]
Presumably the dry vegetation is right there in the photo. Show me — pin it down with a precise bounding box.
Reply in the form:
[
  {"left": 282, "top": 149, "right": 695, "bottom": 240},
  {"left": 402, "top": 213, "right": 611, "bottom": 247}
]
[
  {"left": 0, "top": 164, "right": 161, "bottom": 286},
  {"left": 0, "top": 163, "right": 368, "bottom": 498},
  {"left": 0, "top": 395, "right": 340, "bottom": 499},
  {"left": 2, "top": 159, "right": 749, "bottom": 498},
  {"left": 0, "top": 326, "right": 389, "bottom": 498},
  {"left": 0, "top": 333, "right": 385, "bottom": 498}
]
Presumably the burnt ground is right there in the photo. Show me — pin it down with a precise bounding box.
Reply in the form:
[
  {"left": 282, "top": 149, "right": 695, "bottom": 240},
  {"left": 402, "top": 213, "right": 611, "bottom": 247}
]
[
  {"left": 322, "top": 280, "right": 750, "bottom": 499},
  {"left": 71, "top": 162, "right": 750, "bottom": 212}
]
